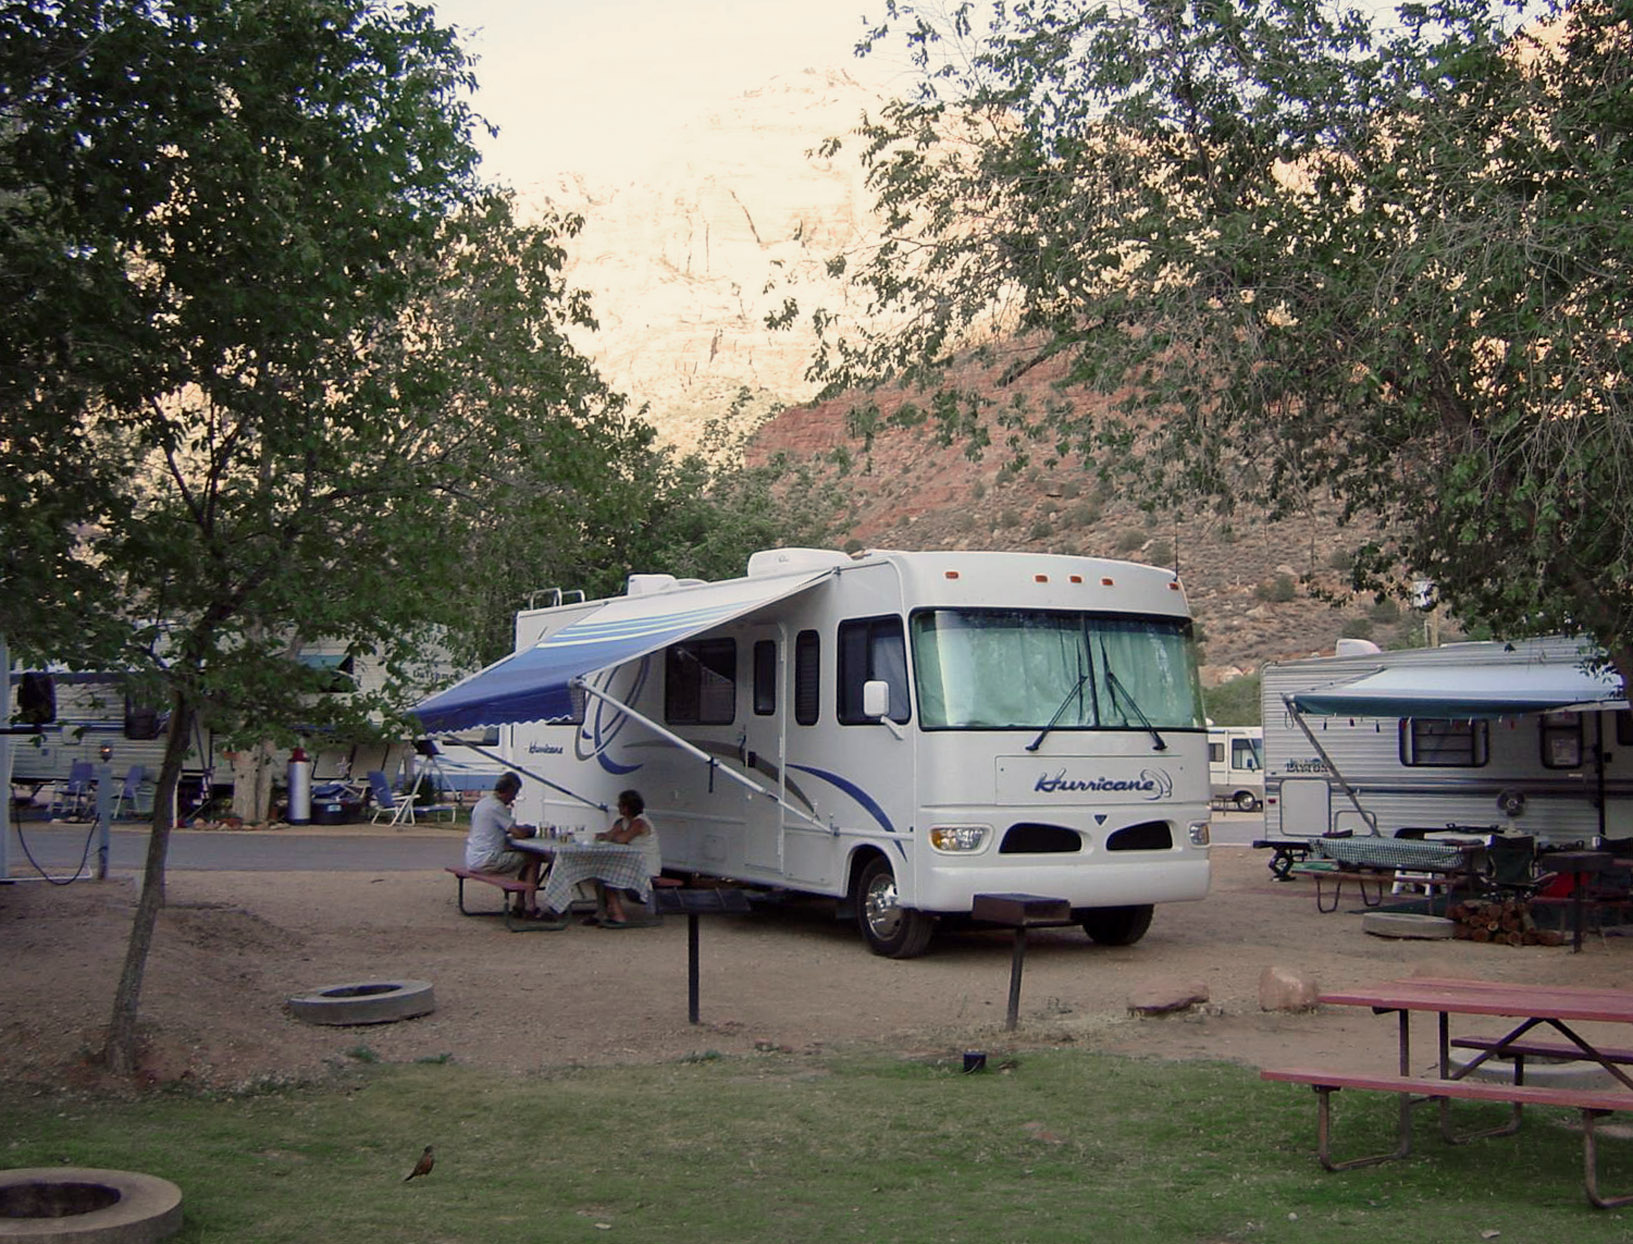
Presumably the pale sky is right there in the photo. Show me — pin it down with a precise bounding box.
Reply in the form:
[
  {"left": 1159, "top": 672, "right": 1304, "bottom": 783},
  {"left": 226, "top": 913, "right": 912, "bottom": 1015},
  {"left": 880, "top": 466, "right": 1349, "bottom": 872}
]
[{"left": 427, "top": 1, "right": 908, "bottom": 187}]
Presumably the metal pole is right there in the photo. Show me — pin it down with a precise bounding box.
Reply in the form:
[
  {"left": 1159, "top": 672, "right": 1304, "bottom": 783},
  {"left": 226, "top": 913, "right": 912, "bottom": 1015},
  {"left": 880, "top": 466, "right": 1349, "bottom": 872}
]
[
  {"left": 1005, "top": 927, "right": 1028, "bottom": 1031},
  {"left": 687, "top": 913, "right": 701, "bottom": 1024},
  {"left": 95, "top": 751, "right": 112, "bottom": 880},
  {"left": 0, "top": 632, "right": 10, "bottom": 881}
]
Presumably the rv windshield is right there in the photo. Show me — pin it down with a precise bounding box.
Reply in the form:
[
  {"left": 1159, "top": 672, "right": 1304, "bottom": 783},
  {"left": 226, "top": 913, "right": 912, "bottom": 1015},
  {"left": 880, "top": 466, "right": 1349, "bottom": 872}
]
[{"left": 910, "top": 609, "right": 1205, "bottom": 732}]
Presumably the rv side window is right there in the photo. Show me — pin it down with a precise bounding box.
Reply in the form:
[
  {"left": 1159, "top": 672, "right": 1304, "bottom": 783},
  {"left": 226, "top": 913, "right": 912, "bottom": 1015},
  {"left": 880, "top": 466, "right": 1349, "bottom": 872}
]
[
  {"left": 837, "top": 617, "right": 911, "bottom": 725},
  {"left": 753, "top": 640, "right": 776, "bottom": 716},
  {"left": 1540, "top": 711, "right": 1584, "bottom": 769},
  {"left": 1400, "top": 718, "right": 1489, "bottom": 767},
  {"left": 1231, "top": 736, "right": 1261, "bottom": 771},
  {"left": 794, "top": 630, "right": 820, "bottom": 726},
  {"left": 1620, "top": 711, "right": 1633, "bottom": 748},
  {"left": 665, "top": 639, "right": 737, "bottom": 726},
  {"left": 1208, "top": 741, "right": 1224, "bottom": 764}
]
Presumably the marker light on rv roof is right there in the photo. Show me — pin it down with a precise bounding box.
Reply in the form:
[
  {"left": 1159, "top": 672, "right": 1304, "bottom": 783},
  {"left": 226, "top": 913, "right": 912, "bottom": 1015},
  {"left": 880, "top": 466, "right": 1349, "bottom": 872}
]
[
  {"left": 944, "top": 571, "right": 959, "bottom": 579},
  {"left": 1070, "top": 574, "right": 1083, "bottom": 583},
  {"left": 1102, "top": 577, "right": 1115, "bottom": 586},
  {"left": 1035, "top": 574, "right": 1048, "bottom": 582}
]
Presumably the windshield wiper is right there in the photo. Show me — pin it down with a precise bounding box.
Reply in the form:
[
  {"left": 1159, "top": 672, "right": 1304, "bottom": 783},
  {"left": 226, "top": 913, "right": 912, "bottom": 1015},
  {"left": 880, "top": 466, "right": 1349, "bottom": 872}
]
[
  {"left": 1026, "top": 668, "right": 1089, "bottom": 753},
  {"left": 1101, "top": 643, "right": 1167, "bottom": 752}
]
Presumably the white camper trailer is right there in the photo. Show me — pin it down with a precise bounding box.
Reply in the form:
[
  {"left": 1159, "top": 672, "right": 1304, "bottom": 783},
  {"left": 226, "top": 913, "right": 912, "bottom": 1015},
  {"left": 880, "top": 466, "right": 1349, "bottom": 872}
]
[
  {"left": 1261, "top": 637, "right": 1630, "bottom": 844},
  {"left": 415, "top": 547, "right": 1213, "bottom": 957},
  {"left": 1208, "top": 726, "right": 1263, "bottom": 812}
]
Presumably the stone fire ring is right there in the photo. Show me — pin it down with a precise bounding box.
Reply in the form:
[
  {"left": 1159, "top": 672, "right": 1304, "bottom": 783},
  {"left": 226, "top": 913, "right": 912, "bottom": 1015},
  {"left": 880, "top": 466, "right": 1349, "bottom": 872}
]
[
  {"left": 0, "top": 1167, "right": 182, "bottom": 1242},
  {"left": 286, "top": 980, "right": 435, "bottom": 1026}
]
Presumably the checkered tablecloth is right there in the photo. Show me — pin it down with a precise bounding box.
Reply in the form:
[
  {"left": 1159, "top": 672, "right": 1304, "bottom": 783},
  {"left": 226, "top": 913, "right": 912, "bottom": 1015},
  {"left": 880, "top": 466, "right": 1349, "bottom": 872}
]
[
  {"left": 537, "top": 842, "right": 651, "bottom": 915},
  {"left": 1314, "top": 836, "right": 1470, "bottom": 873}
]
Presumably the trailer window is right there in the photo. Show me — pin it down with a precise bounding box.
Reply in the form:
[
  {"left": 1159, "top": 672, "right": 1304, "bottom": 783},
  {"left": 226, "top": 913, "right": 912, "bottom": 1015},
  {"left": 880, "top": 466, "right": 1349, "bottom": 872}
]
[
  {"left": 1232, "top": 736, "right": 1262, "bottom": 771},
  {"left": 837, "top": 617, "right": 911, "bottom": 725},
  {"left": 794, "top": 630, "right": 820, "bottom": 726},
  {"left": 753, "top": 640, "right": 776, "bottom": 716},
  {"left": 665, "top": 639, "right": 736, "bottom": 725},
  {"left": 1540, "top": 711, "right": 1584, "bottom": 769},
  {"left": 909, "top": 609, "right": 1204, "bottom": 732},
  {"left": 1400, "top": 719, "right": 1489, "bottom": 767}
]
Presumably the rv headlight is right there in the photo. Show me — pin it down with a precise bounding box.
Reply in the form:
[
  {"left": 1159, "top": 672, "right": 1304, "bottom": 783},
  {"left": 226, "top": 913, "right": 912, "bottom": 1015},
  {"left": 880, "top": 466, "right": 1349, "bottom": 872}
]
[
  {"left": 929, "top": 825, "right": 989, "bottom": 853},
  {"left": 1187, "top": 820, "right": 1211, "bottom": 847}
]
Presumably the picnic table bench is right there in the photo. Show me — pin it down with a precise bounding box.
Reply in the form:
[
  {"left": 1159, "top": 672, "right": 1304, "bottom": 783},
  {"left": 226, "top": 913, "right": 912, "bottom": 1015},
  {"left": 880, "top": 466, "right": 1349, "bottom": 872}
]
[
  {"left": 1260, "top": 1066, "right": 1633, "bottom": 1206},
  {"left": 444, "top": 865, "right": 562, "bottom": 932},
  {"left": 1252, "top": 838, "right": 1317, "bottom": 881}
]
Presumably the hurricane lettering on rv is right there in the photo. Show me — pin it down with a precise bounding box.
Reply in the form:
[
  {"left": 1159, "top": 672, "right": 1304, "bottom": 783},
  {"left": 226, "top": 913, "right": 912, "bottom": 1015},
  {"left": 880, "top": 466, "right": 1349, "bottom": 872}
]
[
  {"left": 575, "top": 661, "right": 647, "bottom": 776},
  {"left": 1033, "top": 767, "right": 1174, "bottom": 800}
]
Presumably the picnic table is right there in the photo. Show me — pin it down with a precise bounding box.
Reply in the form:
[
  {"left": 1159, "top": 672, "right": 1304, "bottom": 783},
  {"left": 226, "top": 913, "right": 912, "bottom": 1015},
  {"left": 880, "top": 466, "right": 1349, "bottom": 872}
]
[
  {"left": 1304, "top": 835, "right": 1483, "bottom": 913},
  {"left": 1263, "top": 976, "right": 1633, "bottom": 1207},
  {"left": 508, "top": 838, "right": 651, "bottom": 916}
]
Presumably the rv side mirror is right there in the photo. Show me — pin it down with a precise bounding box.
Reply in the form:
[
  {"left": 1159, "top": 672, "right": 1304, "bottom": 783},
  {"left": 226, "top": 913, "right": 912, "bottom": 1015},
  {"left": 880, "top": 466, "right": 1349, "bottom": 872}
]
[{"left": 862, "top": 680, "right": 891, "bottom": 720}]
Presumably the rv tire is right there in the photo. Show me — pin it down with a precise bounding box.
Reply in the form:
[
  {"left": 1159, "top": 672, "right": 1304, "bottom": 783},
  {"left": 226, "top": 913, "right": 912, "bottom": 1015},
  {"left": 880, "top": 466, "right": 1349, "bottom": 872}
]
[
  {"left": 856, "top": 856, "right": 935, "bottom": 959},
  {"left": 1078, "top": 904, "right": 1154, "bottom": 947},
  {"left": 1233, "top": 791, "right": 1260, "bottom": 813}
]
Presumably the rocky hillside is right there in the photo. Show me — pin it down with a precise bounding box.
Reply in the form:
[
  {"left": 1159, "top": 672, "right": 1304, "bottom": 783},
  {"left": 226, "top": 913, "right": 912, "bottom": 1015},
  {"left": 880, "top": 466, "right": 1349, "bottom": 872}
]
[{"left": 750, "top": 388, "right": 1426, "bottom": 685}]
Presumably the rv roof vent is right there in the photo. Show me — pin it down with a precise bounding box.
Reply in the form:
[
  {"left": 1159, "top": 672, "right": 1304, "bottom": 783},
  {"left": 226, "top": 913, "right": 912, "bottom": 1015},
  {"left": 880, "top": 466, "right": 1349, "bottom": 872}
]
[
  {"left": 1334, "top": 638, "right": 1383, "bottom": 657},
  {"left": 626, "top": 574, "right": 679, "bottom": 596},
  {"left": 746, "top": 548, "right": 852, "bottom": 577}
]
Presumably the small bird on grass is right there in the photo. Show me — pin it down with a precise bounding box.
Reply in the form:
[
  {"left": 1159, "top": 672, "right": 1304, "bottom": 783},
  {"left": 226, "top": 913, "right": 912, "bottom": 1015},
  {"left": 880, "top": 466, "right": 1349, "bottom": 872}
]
[{"left": 404, "top": 1145, "right": 434, "bottom": 1182}]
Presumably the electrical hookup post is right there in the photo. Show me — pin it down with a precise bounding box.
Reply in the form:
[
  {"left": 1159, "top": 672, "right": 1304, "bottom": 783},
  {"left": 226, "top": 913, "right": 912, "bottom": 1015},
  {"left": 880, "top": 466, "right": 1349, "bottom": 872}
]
[
  {"left": 95, "top": 743, "right": 112, "bottom": 880},
  {"left": 1, "top": 631, "right": 10, "bottom": 882}
]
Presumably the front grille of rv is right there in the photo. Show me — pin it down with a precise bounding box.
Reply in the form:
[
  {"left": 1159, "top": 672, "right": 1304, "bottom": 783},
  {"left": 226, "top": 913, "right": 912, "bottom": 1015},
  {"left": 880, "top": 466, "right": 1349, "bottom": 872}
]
[
  {"left": 999, "top": 824, "right": 1082, "bottom": 853},
  {"left": 998, "top": 821, "right": 1175, "bottom": 853}
]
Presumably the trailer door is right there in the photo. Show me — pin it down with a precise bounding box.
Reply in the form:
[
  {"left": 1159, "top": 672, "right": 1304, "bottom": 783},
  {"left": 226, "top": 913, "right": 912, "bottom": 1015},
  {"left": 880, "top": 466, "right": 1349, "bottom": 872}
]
[{"left": 1279, "top": 777, "right": 1332, "bottom": 837}]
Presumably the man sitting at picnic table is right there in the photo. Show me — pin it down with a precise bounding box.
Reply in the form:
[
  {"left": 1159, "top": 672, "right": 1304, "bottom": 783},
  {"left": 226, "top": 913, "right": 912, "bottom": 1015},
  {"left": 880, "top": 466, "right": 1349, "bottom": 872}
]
[{"left": 465, "top": 773, "right": 547, "bottom": 921}]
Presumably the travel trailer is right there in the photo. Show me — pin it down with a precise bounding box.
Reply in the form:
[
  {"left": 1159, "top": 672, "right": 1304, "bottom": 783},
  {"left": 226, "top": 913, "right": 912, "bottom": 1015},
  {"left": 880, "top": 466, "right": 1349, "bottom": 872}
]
[
  {"left": 1261, "top": 637, "right": 1630, "bottom": 844},
  {"left": 414, "top": 547, "right": 1213, "bottom": 957},
  {"left": 1208, "top": 725, "right": 1263, "bottom": 811}
]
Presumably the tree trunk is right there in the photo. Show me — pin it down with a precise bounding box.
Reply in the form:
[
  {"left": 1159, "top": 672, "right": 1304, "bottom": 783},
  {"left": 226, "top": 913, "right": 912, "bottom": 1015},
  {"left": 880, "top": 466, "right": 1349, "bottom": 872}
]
[
  {"left": 102, "top": 692, "right": 195, "bottom": 1076},
  {"left": 229, "top": 740, "right": 276, "bottom": 824}
]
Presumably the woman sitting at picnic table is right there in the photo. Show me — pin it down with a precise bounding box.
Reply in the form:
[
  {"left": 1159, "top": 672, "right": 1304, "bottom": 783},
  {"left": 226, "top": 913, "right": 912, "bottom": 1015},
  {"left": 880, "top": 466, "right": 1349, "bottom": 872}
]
[
  {"left": 589, "top": 788, "right": 661, "bottom": 928},
  {"left": 464, "top": 772, "right": 547, "bottom": 920}
]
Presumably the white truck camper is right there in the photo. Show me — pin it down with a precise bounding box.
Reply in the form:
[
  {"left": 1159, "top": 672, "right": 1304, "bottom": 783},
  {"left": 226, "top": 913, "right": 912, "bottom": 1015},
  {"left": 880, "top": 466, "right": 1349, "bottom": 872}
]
[
  {"left": 414, "top": 547, "right": 1213, "bottom": 957},
  {"left": 1208, "top": 725, "right": 1263, "bottom": 812},
  {"left": 1261, "top": 637, "right": 1631, "bottom": 845}
]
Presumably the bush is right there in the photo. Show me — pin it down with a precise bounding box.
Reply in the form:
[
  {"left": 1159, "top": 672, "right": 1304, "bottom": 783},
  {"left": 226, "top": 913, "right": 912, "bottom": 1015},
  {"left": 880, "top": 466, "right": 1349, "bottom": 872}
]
[
  {"left": 1146, "top": 539, "right": 1174, "bottom": 565},
  {"left": 1114, "top": 528, "right": 1145, "bottom": 554},
  {"left": 1369, "top": 597, "right": 1401, "bottom": 623},
  {"left": 1205, "top": 674, "right": 1260, "bottom": 725},
  {"left": 1340, "top": 617, "right": 1374, "bottom": 640},
  {"left": 1029, "top": 518, "right": 1055, "bottom": 541},
  {"left": 1255, "top": 574, "right": 1296, "bottom": 603}
]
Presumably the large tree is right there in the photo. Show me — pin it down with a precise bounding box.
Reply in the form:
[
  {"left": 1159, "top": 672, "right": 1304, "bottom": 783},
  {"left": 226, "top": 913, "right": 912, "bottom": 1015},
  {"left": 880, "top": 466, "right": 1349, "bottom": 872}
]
[
  {"left": 808, "top": 0, "right": 1633, "bottom": 684},
  {"left": 0, "top": 0, "right": 636, "bottom": 1074}
]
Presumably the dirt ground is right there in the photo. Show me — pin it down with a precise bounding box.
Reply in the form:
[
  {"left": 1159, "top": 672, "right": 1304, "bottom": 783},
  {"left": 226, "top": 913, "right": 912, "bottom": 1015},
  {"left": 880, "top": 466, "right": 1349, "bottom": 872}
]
[{"left": 4, "top": 839, "right": 1633, "bottom": 1093}]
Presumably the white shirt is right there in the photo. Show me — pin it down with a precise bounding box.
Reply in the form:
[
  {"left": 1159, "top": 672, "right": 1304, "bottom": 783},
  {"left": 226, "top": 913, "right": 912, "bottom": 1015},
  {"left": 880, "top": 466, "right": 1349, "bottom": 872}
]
[{"left": 465, "top": 792, "right": 516, "bottom": 870}]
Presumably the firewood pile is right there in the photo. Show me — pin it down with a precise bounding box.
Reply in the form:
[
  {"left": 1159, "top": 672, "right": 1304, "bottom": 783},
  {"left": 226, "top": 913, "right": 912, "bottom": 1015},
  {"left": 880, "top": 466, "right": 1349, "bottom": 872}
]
[{"left": 1446, "top": 897, "right": 1565, "bottom": 946}]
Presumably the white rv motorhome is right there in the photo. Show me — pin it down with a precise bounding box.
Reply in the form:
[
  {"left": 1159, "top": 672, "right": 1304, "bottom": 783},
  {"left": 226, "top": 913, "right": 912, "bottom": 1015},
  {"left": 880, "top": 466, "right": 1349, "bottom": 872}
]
[
  {"left": 1208, "top": 726, "right": 1263, "bottom": 811},
  {"left": 1261, "top": 637, "right": 1630, "bottom": 844},
  {"left": 415, "top": 547, "right": 1213, "bottom": 957}
]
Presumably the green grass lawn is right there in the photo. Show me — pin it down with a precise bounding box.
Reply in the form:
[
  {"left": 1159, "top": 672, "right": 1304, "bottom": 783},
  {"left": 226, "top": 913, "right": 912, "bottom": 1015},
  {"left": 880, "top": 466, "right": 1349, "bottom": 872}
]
[{"left": 4, "top": 1049, "right": 1628, "bottom": 1242}]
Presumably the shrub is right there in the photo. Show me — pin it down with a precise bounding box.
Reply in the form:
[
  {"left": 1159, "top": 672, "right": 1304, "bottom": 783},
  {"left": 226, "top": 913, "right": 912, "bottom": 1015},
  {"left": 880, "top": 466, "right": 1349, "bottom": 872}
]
[
  {"left": 1114, "top": 528, "right": 1145, "bottom": 554},
  {"left": 1340, "top": 617, "right": 1374, "bottom": 639},
  {"left": 1254, "top": 574, "right": 1297, "bottom": 603}
]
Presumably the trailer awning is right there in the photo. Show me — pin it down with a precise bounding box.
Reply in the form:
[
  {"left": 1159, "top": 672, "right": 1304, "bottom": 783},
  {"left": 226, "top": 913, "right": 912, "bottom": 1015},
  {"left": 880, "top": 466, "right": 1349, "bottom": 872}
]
[
  {"left": 411, "top": 568, "right": 836, "bottom": 732},
  {"left": 1291, "top": 662, "right": 1627, "bottom": 719}
]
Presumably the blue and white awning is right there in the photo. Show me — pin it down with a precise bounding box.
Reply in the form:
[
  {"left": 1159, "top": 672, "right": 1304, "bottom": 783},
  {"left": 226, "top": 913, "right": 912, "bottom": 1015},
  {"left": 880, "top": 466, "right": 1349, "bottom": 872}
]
[{"left": 412, "top": 568, "right": 835, "bottom": 733}]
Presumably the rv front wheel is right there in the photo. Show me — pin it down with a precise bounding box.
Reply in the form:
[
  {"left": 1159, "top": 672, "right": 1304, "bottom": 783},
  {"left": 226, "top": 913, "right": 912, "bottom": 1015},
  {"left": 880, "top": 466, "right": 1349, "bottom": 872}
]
[
  {"left": 856, "top": 856, "right": 935, "bottom": 958},
  {"left": 1078, "top": 904, "right": 1153, "bottom": 947},
  {"left": 1233, "top": 791, "right": 1260, "bottom": 813}
]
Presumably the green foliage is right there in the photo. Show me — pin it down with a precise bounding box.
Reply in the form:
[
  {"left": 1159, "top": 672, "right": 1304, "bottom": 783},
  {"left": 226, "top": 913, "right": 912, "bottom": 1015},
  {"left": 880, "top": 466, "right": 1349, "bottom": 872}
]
[
  {"left": 1340, "top": 617, "right": 1375, "bottom": 640},
  {"left": 817, "top": 0, "right": 1633, "bottom": 688},
  {"left": 1204, "top": 674, "right": 1260, "bottom": 726},
  {"left": 1147, "top": 538, "right": 1174, "bottom": 566},
  {"left": 1028, "top": 517, "right": 1055, "bottom": 541},
  {"left": 1114, "top": 528, "right": 1145, "bottom": 554},
  {"left": 1256, "top": 575, "right": 1297, "bottom": 604}
]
